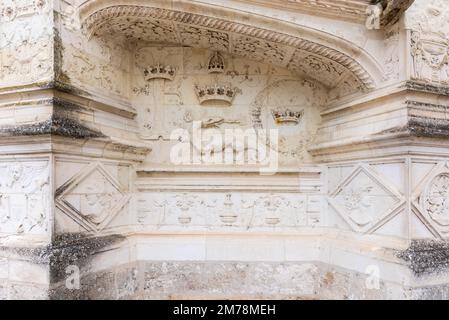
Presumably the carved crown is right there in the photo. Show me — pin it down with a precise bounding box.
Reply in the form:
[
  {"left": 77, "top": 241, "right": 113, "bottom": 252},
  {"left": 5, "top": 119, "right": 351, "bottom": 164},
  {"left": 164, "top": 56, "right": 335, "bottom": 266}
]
[
  {"left": 208, "top": 52, "right": 225, "bottom": 73},
  {"left": 194, "top": 84, "right": 238, "bottom": 105},
  {"left": 272, "top": 109, "right": 304, "bottom": 125},
  {"left": 144, "top": 64, "right": 176, "bottom": 81}
]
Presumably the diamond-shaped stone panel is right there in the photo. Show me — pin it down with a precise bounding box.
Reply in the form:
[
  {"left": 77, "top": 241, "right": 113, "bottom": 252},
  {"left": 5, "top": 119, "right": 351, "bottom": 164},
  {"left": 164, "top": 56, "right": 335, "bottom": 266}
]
[
  {"left": 56, "top": 163, "right": 130, "bottom": 233},
  {"left": 329, "top": 166, "right": 404, "bottom": 233}
]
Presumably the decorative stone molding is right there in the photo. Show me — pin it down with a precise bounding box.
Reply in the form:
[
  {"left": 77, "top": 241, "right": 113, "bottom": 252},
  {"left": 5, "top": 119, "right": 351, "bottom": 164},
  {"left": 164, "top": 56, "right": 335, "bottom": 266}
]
[
  {"left": 133, "top": 191, "right": 318, "bottom": 230},
  {"left": 195, "top": 84, "right": 238, "bottom": 105},
  {"left": 80, "top": 3, "right": 377, "bottom": 93},
  {"left": 236, "top": 0, "right": 372, "bottom": 24}
]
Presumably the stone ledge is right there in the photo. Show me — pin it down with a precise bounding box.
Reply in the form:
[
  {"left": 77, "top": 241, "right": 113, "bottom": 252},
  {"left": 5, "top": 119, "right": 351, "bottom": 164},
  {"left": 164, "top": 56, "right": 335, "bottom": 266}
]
[{"left": 135, "top": 165, "right": 323, "bottom": 192}]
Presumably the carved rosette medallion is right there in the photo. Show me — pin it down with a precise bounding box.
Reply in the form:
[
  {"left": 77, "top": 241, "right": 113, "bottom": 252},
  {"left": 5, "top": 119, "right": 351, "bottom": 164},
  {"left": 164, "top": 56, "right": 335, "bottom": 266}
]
[
  {"left": 423, "top": 173, "right": 449, "bottom": 226},
  {"left": 414, "top": 162, "right": 449, "bottom": 238}
]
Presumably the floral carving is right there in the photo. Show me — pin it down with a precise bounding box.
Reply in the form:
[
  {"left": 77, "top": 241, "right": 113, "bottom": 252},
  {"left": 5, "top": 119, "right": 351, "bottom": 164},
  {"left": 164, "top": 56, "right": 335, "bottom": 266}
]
[
  {"left": 81, "top": 5, "right": 376, "bottom": 91},
  {"left": 288, "top": 51, "right": 349, "bottom": 89},
  {"left": 233, "top": 36, "right": 286, "bottom": 66},
  {"left": 423, "top": 174, "right": 449, "bottom": 226},
  {"left": 413, "top": 162, "right": 449, "bottom": 238}
]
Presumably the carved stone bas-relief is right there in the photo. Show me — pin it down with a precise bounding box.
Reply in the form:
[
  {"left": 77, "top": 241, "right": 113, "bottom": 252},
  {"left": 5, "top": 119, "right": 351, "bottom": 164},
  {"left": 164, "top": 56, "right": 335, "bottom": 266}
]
[
  {"left": 0, "top": 160, "right": 49, "bottom": 236},
  {"left": 366, "top": 4, "right": 383, "bottom": 30},
  {"left": 208, "top": 51, "right": 226, "bottom": 74},
  {"left": 411, "top": 31, "right": 449, "bottom": 84},
  {"left": 144, "top": 64, "right": 176, "bottom": 81},
  {"left": 272, "top": 109, "right": 304, "bottom": 125},
  {"left": 135, "top": 192, "right": 317, "bottom": 230},
  {"left": 6, "top": 0, "right": 449, "bottom": 301},
  {"left": 55, "top": 162, "right": 130, "bottom": 233},
  {"left": 423, "top": 173, "right": 449, "bottom": 226},
  {"left": 329, "top": 165, "right": 405, "bottom": 234},
  {"left": 414, "top": 162, "right": 449, "bottom": 238},
  {"left": 194, "top": 83, "right": 239, "bottom": 106},
  {"left": 81, "top": 4, "right": 376, "bottom": 95}
]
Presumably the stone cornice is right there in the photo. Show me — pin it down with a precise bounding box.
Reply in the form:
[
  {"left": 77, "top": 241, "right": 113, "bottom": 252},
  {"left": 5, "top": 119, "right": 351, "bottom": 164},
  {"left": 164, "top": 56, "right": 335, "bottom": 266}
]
[
  {"left": 235, "top": 0, "right": 371, "bottom": 23},
  {"left": 0, "top": 134, "right": 150, "bottom": 162},
  {"left": 216, "top": 0, "right": 414, "bottom": 27},
  {"left": 0, "top": 82, "right": 136, "bottom": 119}
]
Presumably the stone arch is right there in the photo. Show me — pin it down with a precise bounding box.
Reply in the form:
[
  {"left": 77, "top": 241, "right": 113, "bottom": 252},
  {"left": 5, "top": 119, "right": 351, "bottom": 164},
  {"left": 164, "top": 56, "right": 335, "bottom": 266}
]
[{"left": 79, "top": 0, "right": 383, "bottom": 97}]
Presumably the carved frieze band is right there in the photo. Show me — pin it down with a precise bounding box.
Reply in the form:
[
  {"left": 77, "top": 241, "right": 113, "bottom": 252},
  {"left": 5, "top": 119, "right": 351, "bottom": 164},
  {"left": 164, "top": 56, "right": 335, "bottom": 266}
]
[
  {"left": 136, "top": 192, "right": 322, "bottom": 230},
  {"left": 81, "top": 5, "right": 375, "bottom": 91}
]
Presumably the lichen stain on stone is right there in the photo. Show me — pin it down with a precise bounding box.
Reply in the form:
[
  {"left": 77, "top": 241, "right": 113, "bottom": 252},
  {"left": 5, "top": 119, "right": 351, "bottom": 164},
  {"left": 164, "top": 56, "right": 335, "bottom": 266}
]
[
  {"left": 54, "top": 27, "right": 71, "bottom": 85},
  {"left": 405, "top": 80, "right": 449, "bottom": 96},
  {"left": 0, "top": 245, "right": 49, "bottom": 265},
  {"left": 53, "top": 97, "right": 85, "bottom": 113},
  {"left": 396, "top": 240, "right": 449, "bottom": 277},
  {"left": 376, "top": 117, "right": 449, "bottom": 139},
  {"left": 407, "top": 117, "right": 449, "bottom": 138},
  {"left": 46, "top": 233, "right": 126, "bottom": 300},
  {"left": 0, "top": 115, "right": 105, "bottom": 139},
  {"left": 47, "top": 233, "right": 126, "bottom": 283}
]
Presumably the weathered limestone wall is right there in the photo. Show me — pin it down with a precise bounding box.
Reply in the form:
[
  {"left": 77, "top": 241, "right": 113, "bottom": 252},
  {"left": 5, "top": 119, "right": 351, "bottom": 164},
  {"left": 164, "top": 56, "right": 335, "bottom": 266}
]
[
  {"left": 0, "top": 0, "right": 55, "bottom": 299},
  {"left": 3, "top": 0, "right": 449, "bottom": 300}
]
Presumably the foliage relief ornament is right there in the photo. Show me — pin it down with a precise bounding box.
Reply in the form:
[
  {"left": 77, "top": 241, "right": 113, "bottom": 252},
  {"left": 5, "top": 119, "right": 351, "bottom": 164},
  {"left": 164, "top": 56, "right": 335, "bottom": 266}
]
[
  {"left": 423, "top": 173, "right": 449, "bottom": 226},
  {"left": 411, "top": 162, "right": 449, "bottom": 239}
]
